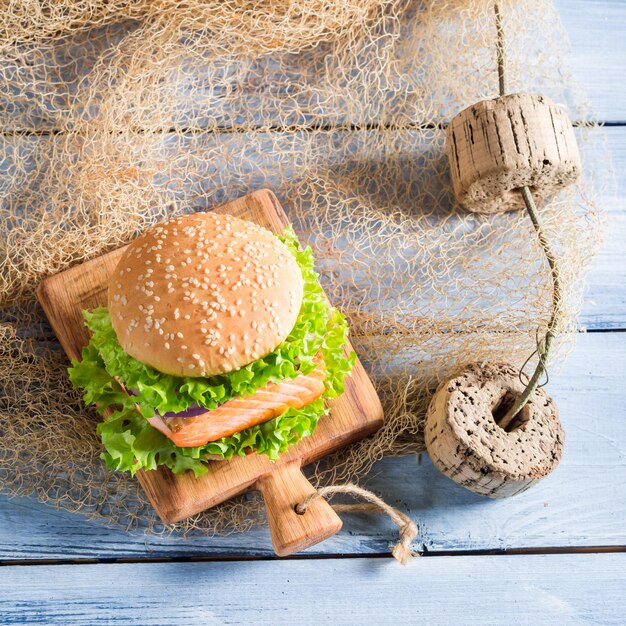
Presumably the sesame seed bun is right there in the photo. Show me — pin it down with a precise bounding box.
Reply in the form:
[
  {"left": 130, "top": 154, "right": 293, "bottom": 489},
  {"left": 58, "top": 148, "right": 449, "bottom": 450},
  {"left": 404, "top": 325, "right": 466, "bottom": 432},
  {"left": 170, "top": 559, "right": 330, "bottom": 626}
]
[{"left": 108, "top": 212, "right": 304, "bottom": 378}]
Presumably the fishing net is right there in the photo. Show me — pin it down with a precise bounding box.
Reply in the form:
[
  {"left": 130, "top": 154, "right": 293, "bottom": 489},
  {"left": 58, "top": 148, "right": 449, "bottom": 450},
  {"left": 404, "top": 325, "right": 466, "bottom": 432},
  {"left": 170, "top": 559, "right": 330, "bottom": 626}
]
[{"left": 0, "top": 0, "right": 605, "bottom": 535}]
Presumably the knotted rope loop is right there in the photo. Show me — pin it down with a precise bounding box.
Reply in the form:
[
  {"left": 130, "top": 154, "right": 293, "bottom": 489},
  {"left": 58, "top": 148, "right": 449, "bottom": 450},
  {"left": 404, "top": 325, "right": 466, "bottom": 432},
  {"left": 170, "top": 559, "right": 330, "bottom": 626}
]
[{"left": 295, "top": 484, "right": 419, "bottom": 565}]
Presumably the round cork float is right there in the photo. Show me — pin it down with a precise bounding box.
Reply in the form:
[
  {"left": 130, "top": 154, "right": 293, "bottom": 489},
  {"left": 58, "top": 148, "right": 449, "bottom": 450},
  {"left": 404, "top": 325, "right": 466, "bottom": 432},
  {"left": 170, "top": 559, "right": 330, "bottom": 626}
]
[
  {"left": 446, "top": 93, "right": 581, "bottom": 214},
  {"left": 425, "top": 362, "right": 564, "bottom": 498}
]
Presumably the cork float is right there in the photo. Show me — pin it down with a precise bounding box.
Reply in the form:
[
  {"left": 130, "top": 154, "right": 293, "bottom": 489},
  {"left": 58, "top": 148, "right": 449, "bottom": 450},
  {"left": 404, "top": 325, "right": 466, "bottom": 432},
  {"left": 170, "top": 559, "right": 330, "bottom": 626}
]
[
  {"left": 425, "top": 362, "right": 564, "bottom": 498},
  {"left": 446, "top": 93, "right": 581, "bottom": 214}
]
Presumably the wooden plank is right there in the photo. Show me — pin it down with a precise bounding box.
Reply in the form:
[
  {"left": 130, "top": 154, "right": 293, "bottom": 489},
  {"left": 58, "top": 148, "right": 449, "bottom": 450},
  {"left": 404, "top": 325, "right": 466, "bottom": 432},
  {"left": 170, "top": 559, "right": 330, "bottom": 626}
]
[
  {"left": 1, "top": 553, "right": 625, "bottom": 624},
  {"left": 2, "top": 123, "right": 623, "bottom": 331},
  {"left": 1, "top": 331, "right": 625, "bottom": 560},
  {"left": 558, "top": 0, "right": 626, "bottom": 122},
  {"left": 581, "top": 214, "right": 626, "bottom": 330},
  {"left": 578, "top": 124, "right": 626, "bottom": 330},
  {"left": 0, "top": 1, "right": 624, "bottom": 133}
]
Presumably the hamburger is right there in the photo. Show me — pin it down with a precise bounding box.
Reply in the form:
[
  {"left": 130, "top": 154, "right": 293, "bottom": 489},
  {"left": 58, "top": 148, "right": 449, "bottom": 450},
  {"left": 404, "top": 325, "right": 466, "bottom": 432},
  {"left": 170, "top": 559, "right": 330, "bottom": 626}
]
[{"left": 69, "top": 212, "right": 355, "bottom": 477}]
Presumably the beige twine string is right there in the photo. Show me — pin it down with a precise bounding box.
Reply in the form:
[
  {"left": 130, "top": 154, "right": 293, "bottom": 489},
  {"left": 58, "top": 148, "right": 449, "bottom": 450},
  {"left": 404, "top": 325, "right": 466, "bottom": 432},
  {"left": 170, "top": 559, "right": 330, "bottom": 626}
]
[{"left": 295, "top": 484, "right": 419, "bottom": 565}]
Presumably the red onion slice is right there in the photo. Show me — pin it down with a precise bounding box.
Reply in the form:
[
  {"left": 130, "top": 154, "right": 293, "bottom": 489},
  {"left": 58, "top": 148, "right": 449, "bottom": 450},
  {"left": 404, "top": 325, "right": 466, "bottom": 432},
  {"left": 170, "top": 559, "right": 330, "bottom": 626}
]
[
  {"left": 160, "top": 404, "right": 209, "bottom": 419},
  {"left": 127, "top": 387, "right": 209, "bottom": 419}
]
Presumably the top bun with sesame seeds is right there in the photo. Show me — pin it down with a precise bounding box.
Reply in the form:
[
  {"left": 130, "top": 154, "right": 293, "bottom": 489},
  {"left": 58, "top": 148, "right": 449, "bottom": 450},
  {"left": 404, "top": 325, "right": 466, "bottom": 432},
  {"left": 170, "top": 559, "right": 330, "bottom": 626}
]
[{"left": 107, "top": 212, "right": 304, "bottom": 378}]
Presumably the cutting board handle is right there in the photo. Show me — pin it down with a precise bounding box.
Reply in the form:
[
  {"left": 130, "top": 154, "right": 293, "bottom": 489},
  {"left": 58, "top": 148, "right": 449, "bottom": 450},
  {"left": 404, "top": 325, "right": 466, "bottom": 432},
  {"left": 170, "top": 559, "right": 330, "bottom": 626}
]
[{"left": 256, "top": 461, "right": 342, "bottom": 557}]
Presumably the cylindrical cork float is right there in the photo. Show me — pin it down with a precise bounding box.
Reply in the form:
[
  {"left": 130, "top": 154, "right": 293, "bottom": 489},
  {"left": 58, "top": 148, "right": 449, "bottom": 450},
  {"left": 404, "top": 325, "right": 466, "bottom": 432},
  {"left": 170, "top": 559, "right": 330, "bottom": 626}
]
[
  {"left": 446, "top": 93, "right": 581, "bottom": 214},
  {"left": 425, "top": 362, "right": 565, "bottom": 498}
]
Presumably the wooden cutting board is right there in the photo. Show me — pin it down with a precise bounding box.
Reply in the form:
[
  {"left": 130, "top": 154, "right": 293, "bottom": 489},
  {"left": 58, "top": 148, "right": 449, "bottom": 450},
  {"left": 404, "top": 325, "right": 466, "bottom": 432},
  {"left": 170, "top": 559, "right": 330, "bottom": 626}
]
[{"left": 37, "top": 189, "right": 384, "bottom": 557}]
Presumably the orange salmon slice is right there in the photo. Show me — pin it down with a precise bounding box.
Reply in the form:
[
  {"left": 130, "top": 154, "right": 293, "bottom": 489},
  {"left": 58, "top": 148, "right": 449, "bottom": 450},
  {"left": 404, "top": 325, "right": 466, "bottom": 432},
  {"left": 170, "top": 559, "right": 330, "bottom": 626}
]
[{"left": 147, "top": 361, "right": 326, "bottom": 448}]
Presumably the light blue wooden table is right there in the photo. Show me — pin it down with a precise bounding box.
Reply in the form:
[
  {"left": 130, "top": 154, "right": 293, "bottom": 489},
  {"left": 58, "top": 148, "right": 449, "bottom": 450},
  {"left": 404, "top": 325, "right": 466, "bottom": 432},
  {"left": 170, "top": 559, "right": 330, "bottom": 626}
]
[{"left": 1, "top": 2, "right": 625, "bottom": 623}]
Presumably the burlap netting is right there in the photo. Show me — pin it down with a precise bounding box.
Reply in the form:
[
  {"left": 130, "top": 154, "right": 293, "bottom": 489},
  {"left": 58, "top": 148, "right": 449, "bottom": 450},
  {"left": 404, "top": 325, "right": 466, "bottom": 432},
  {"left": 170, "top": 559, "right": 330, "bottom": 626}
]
[{"left": 0, "top": 0, "right": 605, "bottom": 535}]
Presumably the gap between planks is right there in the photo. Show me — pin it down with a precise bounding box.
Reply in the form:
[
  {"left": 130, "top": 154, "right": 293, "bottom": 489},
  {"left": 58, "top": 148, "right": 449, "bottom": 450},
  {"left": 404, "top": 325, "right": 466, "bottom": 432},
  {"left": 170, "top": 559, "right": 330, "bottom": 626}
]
[
  {"left": 2, "top": 544, "right": 626, "bottom": 567},
  {"left": 1, "top": 119, "right": 619, "bottom": 139}
]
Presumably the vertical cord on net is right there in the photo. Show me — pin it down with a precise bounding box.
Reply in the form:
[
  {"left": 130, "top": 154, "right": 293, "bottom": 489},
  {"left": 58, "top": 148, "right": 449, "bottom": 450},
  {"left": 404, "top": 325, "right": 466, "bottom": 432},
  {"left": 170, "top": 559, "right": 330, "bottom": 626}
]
[{"left": 493, "top": 2, "right": 563, "bottom": 429}]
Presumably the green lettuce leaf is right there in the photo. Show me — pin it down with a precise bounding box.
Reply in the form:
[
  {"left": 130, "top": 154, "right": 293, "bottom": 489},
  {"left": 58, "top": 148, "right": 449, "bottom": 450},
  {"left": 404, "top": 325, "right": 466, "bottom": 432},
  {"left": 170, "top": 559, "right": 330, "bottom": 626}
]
[{"left": 68, "top": 226, "right": 355, "bottom": 476}]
